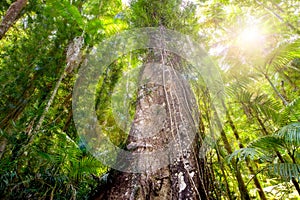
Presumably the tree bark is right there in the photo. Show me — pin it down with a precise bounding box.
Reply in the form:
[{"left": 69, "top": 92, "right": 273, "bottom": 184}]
[
  {"left": 0, "top": 0, "right": 28, "bottom": 40},
  {"left": 93, "top": 56, "right": 210, "bottom": 199},
  {"left": 0, "top": 138, "right": 7, "bottom": 159}
]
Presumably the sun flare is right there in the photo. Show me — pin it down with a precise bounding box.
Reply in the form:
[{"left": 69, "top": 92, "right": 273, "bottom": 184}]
[{"left": 237, "top": 26, "right": 264, "bottom": 48}]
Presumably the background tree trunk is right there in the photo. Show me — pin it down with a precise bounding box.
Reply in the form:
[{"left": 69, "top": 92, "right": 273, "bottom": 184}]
[{"left": 0, "top": 0, "right": 27, "bottom": 40}]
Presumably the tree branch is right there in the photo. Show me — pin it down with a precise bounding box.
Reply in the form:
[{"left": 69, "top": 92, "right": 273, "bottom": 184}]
[{"left": 0, "top": 0, "right": 28, "bottom": 40}]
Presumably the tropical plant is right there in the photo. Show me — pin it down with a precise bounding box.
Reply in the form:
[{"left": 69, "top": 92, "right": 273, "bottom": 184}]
[{"left": 229, "top": 122, "right": 300, "bottom": 196}]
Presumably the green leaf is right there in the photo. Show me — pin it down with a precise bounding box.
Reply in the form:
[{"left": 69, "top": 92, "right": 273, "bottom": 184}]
[
  {"left": 248, "top": 135, "right": 286, "bottom": 152},
  {"left": 46, "top": 0, "right": 84, "bottom": 28},
  {"left": 277, "top": 122, "right": 300, "bottom": 146},
  {"left": 270, "top": 163, "right": 300, "bottom": 181},
  {"left": 86, "top": 18, "right": 103, "bottom": 36},
  {"left": 227, "top": 147, "right": 259, "bottom": 162}
]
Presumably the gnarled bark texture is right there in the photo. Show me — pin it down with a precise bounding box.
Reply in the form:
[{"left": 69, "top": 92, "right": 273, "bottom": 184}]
[
  {"left": 93, "top": 55, "right": 210, "bottom": 199},
  {"left": 0, "top": 0, "right": 27, "bottom": 40}
]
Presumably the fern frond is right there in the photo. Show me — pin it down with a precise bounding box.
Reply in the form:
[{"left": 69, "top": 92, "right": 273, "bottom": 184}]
[{"left": 67, "top": 156, "right": 104, "bottom": 181}]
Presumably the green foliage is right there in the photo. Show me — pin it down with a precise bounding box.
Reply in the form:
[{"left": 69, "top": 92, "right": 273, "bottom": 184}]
[
  {"left": 0, "top": 131, "right": 105, "bottom": 199},
  {"left": 0, "top": 0, "right": 125, "bottom": 199},
  {"left": 230, "top": 122, "right": 300, "bottom": 183},
  {"left": 271, "top": 163, "right": 300, "bottom": 182},
  {"left": 130, "top": 0, "right": 200, "bottom": 36},
  {"left": 277, "top": 122, "right": 300, "bottom": 146}
]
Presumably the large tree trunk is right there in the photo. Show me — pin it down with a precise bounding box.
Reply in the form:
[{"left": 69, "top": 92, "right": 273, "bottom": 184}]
[
  {"left": 0, "top": 0, "right": 27, "bottom": 40},
  {"left": 93, "top": 54, "right": 210, "bottom": 199}
]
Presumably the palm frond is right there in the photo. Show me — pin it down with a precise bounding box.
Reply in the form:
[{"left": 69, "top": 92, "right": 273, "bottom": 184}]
[
  {"left": 227, "top": 148, "right": 260, "bottom": 163},
  {"left": 267, "top": 38, "right": 300, "bottom": 73},
  {"left": 287, "top": 96, "right": 300, "bottom": 109},
  {"left": 277, "top": 122, "right": 300, "bottom": 146},
  {"left": 283, "top": 97, "right": 300, "bottom": 122},
  {"left": 269, "top": 163, "right": 300, "bottom": 181},
  {"left": 248, "top": 135, "right": 286, "bottom": 152},
  {"left": 228, "top": 135, "right": 285, "bottom": 163},
  {"left": 251, "top": 93, "right": 283, "bottom": 124}
]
